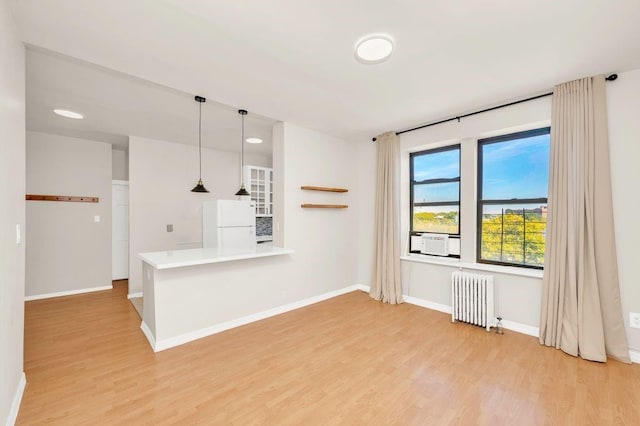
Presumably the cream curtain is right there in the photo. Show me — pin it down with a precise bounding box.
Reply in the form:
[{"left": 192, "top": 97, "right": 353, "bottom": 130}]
[
  {"left": 370, "top": 131, "right": 403, "bottom": 304},
  {"left": 539, "top": 75, "right": 630, "bottom": 363}
]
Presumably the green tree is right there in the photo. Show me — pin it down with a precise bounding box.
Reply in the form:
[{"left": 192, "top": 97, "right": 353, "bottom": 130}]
[
  {"left": 413, "top": 211, "right": 459, "bottom": 234},
  {"left": 480, "top": 210, "right": 546, "bottom": 266}
]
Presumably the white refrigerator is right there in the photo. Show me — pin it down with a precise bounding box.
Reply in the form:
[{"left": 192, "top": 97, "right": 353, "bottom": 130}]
[{"left": 202, "top": 200, "right": 256, "bottom": 251}]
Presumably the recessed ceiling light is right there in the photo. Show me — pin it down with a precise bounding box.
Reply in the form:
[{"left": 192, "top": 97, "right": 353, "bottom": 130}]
[
  {"left": 53, "top": 109, "right": 84, "bottom": 119},
  {"left": 355, "top": 34, "right": 394, "bottom": 64},
  {"left": 246, "top": 137, "right": 263, "bottom": 144}
]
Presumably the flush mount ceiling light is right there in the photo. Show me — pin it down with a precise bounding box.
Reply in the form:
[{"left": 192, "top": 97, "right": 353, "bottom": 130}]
[
  {"left": 191, "top": 95, "right": 209, "bottom": 193},
  {"left": 235, "top": 110, "right": 250, "bottom": 196},
  {"left": 53, "top": 109, "right": 84, "bottom": 119},
  {"left": 355, "top": 34, "right": 394, "bottom": 64},
  {"left": 245, "top": 137, "right": 263, "bottom": 144}
]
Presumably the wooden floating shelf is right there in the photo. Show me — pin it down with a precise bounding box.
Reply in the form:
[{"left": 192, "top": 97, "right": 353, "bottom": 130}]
[
  {"left": 301, "top": 204, "right": 348, "bottom": 209},
  {"left": 300, "top": 186, "right": 348, "bottom": 193},
  {"left": 26, "top": 194, "right": 99, "bottom": 203}
]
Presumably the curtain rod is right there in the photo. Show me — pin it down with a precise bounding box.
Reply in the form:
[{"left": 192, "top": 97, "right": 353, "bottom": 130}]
[{"left": 371, "top": 73, "right": 618, "bottom": 142}]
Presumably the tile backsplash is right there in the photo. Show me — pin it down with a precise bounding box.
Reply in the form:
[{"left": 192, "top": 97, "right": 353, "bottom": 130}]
[{"left": 256, "top": 216, "right": 272, "bottom": 236}]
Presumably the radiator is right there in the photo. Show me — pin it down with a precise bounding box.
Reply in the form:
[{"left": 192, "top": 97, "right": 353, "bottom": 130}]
[{"left": 451, "top": 271, "right": 495, "bottom": 331}]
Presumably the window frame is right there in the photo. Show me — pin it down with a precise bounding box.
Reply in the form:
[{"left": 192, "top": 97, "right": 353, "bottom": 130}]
[
  {"left": 409, "top": 144, "right": 461, "bottom": 257},
  {"left": 476, "top": 127, "right": 550, "bottom": 270}
]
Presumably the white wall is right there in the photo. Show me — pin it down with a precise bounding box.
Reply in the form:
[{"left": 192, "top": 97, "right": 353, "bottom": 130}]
[
  {"left": 26, "top": 132, "right": 112, "bottom": 297},
  {"left": 245, "top": 152, "right": 272, "bottom": 168},
  {"left": 607, "top": 68, "right": 640, "bottom": 352},
  {"left": 112, "top": 148, "right": 128, "bottom": 181},
  {"left": 356, "top": 70, "right": 640, "bottom": 352},
  {"left": 128, "top": 136, "right": 240, "bottom": 295},
  {"left": 0, "top": 1, "right": 25, "bottom": 423},
  {"left": 355, "top": 140, "right": 377, "bottom": 288},
  {"left": 275, "top": 122, "right": 358, "bottom": 296}
]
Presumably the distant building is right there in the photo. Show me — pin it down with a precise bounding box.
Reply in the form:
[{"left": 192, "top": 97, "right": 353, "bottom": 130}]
[{"left": 504, "top": 205, "right": 548, "bottom": 218}]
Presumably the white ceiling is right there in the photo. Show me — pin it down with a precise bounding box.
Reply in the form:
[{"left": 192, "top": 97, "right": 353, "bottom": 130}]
[
  {"left": 13, "top": 0, "right": 640, "bottom": 143},
  {"left": 26, "top": 48, "right": 275, "bottom": 154}
]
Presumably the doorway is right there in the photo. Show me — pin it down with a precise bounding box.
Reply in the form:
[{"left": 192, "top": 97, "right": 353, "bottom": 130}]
[{"left": 112, "top": 180, "right": 129, "bottom": 282}]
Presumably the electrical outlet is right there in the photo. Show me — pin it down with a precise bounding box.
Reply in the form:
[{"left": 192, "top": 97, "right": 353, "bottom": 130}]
[
  {"left": 630, "top": 313, "right": 640, "bottom": 329},
  {"left": 94, "top": 215, "right": 101, "bottom": 223}
]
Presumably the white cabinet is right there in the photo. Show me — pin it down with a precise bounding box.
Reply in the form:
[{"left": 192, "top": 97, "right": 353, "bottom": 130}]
[{"left": 244, "top": 165, "right": 273, "bottom": 217}]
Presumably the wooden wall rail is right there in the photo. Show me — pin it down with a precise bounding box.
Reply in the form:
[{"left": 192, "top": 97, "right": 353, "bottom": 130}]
[
  {"left": 301, "top": 204, "right": 348, "bottom": 209},
  {"left": 300, "top": 186, "right": 348, "bottom": 193},
  {"left": 26, "top": 194, "right": 99, "bottom": 203}
]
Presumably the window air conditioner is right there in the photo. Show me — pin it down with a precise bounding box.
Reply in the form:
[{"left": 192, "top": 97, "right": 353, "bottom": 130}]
[{"left": 421, "top": 233, "right": 449, "bottom": 256}]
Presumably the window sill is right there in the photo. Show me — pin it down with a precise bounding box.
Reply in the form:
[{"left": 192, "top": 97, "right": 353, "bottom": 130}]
[{"left": 400, "top": 254, "right": 544, "bottom": 279}]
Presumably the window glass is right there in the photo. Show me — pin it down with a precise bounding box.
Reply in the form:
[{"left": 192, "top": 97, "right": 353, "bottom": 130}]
[
  {"left": 410, "top": 145, "right": 460, "bottom": 256},
  {"left": 478, "top": 128, "right": 550, "bottom": 269}
]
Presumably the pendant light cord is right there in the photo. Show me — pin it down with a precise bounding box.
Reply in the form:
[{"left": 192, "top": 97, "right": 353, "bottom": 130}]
[
  {"left": 198, "top": 101, "right": 203, "bottom": 180},
  {"left": 240, "top": 113, "right": 245, "bottom": 186}
]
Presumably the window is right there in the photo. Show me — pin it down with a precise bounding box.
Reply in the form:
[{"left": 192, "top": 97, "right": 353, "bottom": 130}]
[
  {"left": 410, "top": 145, "right": 460, "bottom": 256},
  {"left": 477, "top": 128, "right": 550, "bottom": 269}
]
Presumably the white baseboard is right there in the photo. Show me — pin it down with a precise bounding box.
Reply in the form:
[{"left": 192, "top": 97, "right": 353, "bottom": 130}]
[
  {"left": 404, "top": 295, "right": 452, "bottom": 315},
  {"left": 140, "top": 321, "right": 157, "bottom": 351},
  {"left": 402, "top": 293, "right": 540, "bottom": 338},
  {"left": 354, "top": 284, "right": 370, "bottom": 292},
  {"left": 24, "top": 285, "right": 113, "bottom": 301},
  {"left": 6, "top": 372, "right": 26, "bottom": 426},
  {"left": 127, "top": 292, "right": 143, "bottom": 299},
  {"left": 501, "top": 319, "right": 540, "bottom": 338},
  {"left": 149, "top": 285, "right": 364, "bottom": 352},
  {"left": 630, "top": 350, "right": 640, "bottom": 364},
  {"left": 355, "top": 285, "right": 453, "bottom": 314}
]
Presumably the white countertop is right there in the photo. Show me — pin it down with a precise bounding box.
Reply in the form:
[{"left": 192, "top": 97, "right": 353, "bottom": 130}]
[{"left": 139, "top": 245, "right": 294, "bottom": 270}]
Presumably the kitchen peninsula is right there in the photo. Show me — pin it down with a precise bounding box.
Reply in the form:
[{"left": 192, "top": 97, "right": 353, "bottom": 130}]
[{"left": 139, "top": 245, "right": 293, "bottom": 351}]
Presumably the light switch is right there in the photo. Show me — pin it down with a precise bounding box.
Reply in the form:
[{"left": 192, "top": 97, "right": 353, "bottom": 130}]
[
  {"left": 166, "top": 224, "right": 173, "bottom": 232},
  {"left": 16, "top": 224, "right": 21, "bottom": 244}
]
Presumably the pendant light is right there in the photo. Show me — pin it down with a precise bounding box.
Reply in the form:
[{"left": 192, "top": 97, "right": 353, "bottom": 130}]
[
  {"left": 235, "top": 109, "right": 250, "bottom": 196},
  {"left": 191, "top": 95, "right": 209, "bottom": 193}
]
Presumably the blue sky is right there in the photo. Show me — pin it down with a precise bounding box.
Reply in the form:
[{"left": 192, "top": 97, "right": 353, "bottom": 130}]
[
  {"left": 482, "top": 134, "right": 549, "bottom": 200},
  {"left": 412, "top": 134, "right": 550, "bottom": 204}
]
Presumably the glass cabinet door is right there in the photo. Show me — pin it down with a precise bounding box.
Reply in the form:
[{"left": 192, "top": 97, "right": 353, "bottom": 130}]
[
  {"left": 246, "top": 166, "right": 273, "bottom": 217},
  {"left": 268, "top": 169, "right": 273, "bottom": 215}
]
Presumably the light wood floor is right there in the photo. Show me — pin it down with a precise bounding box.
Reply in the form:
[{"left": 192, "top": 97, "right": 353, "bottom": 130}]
[{"left": 18, "top": 282, "right": 640, "bottom": 425}]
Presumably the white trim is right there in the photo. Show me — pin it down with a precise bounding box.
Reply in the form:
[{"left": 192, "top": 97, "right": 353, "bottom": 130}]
[
  {"left": 402, "top": 293, "right": 540, "bottom": 337},
  {"left": 140, "top": 321, "right": 157, "bottom": 351},
  {"left": 501, "top": 319, "right": 540, "bottom": 338},
  {"left": 111, "top": 180, "right": 129, "bottom": 185},
  {"left": 353, "top": 284, "right": 370, "bottom": 292},
  {"left": 630, "top": 350, "right": 640, "bottom": 364},
  {"left": 150, "top": 285, "right": 364, "bottom": 352},
  {"left": 127, "top": 292, "right": 143, "bottom": 299},
  {"left": 25, "top": 285, "right": 113, "bottom": 301},
  {"left": 6, "top": 372, "right": 26, "bottom": 426},
  {"left": 400, "top": 254, "right": 544, "bottom": 279},
  {"left": 404, "top": 295, "right": 452, "bottom": 314}
]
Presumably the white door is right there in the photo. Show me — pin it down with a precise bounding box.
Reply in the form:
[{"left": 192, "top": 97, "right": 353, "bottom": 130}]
[{"left": 112, "top": 181, "right": 129, "bottom": 280}]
